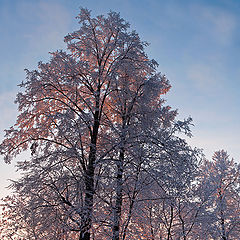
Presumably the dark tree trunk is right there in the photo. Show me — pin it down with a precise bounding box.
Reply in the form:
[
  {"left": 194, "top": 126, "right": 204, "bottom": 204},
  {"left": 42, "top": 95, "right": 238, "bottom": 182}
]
[
  {"left": 220, "top": 209, "right": 227, "bottom": 240},
  {"left": 112, "top": 116, "right": 126, "bottom": 240},
  {"left": 167, "top": 205, "right": 174, "bottom": 240},
  {"left": 80, "top": 97, "right": 100, "bottom": 240},
  {"left": 80, "top": 145, "right": 96, "bottom": 240},
  {"left": 112, "top": 146, "right": 124, "bottom": 240},
  {"left": 219, "top": 190, "right": 227, "bottom": 240}
]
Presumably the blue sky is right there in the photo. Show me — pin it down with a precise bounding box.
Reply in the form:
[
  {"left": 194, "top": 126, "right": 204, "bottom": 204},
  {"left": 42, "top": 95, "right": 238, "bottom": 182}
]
[{"left": 0, "top": 0, "right": 240, "bottom": 198}]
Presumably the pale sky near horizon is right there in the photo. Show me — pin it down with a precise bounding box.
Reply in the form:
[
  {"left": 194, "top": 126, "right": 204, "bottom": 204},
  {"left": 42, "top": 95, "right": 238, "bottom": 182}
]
[{"left": 0, "top": 0, "right": 239, "bottom": 198}]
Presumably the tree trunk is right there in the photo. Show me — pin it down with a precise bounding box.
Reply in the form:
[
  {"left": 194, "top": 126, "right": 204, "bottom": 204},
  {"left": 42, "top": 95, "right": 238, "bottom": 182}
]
[
  {"left": 167, "top": 205, "right": 174, "bottom": 240},
  {"left": 112, "top": 146, "right": 124, "bottom": 240},
  {"left": 219, "top": 190, "right": 227, "bottom": 240},
  {"left": 80, "top": 97, "right": 100, "bottom": 240},
  {"left": 80, "top": 145, "right": 96, "bottom": 240},
  {"left": 220, "top": 209, "right": 227, "bottom": 240},
  {"left": 112, "top": 115, "right": 127, "bottom": 240}
]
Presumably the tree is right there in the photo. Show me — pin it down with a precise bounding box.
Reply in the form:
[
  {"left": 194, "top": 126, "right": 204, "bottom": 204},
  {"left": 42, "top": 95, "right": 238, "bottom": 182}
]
[
  {"left": 0, "top": 8, "right": 160, "bottom": 240},
  {"left": 196, "top": 150, "right": 240, "bottom": 240},
  {"left": 0, "top": 8, "right": 200, "bottom": 240}
]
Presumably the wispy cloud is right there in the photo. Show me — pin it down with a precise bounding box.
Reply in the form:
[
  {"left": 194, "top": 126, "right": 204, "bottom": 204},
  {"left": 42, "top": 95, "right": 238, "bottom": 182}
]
[
  {"left": 186, "top": 63, "right": 222, "bottom": 94},
  {"left": 0, "top": 1, "right": 73, "bottom": 92},
  {"left": 18, "top": 1, "right": 72, "bottom": 57},
  {"left": 191, "top": 4, "right": 236, "bottom": 46}
]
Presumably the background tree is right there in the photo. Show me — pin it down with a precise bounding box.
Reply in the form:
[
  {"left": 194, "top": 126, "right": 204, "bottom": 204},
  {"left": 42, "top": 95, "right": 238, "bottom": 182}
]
[{"left": 195, "top": 150, "right": 240, "bottom": 240}]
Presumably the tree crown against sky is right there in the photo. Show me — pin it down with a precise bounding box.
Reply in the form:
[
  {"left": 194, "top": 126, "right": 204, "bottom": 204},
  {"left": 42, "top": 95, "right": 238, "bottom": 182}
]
[
  {"left": 1, "top": 6, "right": 238, "bottom": 240},
  {"left": 1, "top": 0, "right": 240, "bottom": 165}
]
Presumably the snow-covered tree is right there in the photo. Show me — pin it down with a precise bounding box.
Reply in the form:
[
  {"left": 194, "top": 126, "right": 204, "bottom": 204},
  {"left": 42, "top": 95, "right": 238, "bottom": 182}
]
[
  {"left": 0, "top": 8, "right": 155, "bottom": 239},
  {"left": 196, "top": 150, "right": 240, "bottom": 240},
  {"left": 0, "top": 8, "right": 200, "bottom": 240}
]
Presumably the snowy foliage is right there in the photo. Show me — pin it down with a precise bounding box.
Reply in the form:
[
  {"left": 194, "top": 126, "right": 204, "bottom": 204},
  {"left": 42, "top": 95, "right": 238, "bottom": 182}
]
[{"left": 2, "top": 8, "right": 237, "bottom": 240}]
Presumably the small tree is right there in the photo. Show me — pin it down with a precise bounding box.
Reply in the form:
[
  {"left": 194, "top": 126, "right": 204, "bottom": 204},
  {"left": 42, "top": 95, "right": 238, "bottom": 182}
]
[{"left": 197, "top": 150, "right": 240, "bottom": 240}]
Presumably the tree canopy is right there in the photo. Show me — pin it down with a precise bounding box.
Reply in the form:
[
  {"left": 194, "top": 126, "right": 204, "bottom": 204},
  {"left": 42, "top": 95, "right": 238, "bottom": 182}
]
[{"left": 0, "top": 8, "right": 239, "bottom": 240}]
